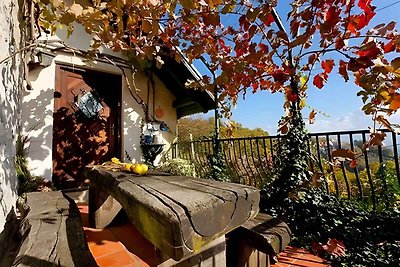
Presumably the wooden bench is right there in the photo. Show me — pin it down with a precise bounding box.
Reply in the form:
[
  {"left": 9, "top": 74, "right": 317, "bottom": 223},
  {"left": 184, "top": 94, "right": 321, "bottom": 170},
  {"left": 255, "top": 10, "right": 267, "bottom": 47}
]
[
  {"left": 227, "top": 213, "right": 291, "bottom": 267},
  {"left": 10, "top": 191, "right": 97, "bottom": 267}
]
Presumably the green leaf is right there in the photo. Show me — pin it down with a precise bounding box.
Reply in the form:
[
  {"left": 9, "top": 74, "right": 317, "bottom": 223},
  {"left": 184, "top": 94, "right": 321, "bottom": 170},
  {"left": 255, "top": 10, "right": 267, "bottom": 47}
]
[{"left": 221, "top": 4, "right": 235, "bottom": 14}]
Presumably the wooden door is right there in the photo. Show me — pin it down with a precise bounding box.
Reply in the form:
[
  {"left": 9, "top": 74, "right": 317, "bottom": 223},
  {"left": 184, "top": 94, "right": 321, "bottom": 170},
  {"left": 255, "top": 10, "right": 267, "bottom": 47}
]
[{"left": 53, "top": 66, "right": 121, "bottom": 189}]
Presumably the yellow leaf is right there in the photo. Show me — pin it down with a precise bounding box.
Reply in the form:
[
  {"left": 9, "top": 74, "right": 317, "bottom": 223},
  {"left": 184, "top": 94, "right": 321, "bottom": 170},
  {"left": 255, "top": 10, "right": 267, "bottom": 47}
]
[
  {"left": 379, "top": 91, "right": 390, "bottom": 101},
  {"left": 69, "top": 3, "right": 83, "bottom": 17},
  {"left": 300, "top": 76, "right": 307, "bottom": 87},
  {"left": 59, "top": 13, "right": 76, "bottom": 25},
  {"left": 221, "top": 4, "right": 235, "bottom": 14}
]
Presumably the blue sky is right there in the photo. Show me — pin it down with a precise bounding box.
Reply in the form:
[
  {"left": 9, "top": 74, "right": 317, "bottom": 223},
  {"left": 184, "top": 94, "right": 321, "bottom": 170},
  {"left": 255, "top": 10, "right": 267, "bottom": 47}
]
[{"left": 191, "top": 1, "right": 400, "bottom": 135}]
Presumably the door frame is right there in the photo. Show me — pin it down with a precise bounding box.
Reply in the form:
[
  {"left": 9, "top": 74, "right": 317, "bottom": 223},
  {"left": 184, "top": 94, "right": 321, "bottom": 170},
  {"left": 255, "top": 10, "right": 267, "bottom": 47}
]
[{"left": 53, "top": 64, "right": 122, "bottom": 184}]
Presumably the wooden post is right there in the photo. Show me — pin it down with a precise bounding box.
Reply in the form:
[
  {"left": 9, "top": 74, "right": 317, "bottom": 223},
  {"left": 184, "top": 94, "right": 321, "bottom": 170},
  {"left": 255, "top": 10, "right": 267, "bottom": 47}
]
[
  {"left": 156, "top": 235, "right": 226, "bottom": 267},
  {"left": 89, "top": 183, "right": 122, "bottom": 229}
]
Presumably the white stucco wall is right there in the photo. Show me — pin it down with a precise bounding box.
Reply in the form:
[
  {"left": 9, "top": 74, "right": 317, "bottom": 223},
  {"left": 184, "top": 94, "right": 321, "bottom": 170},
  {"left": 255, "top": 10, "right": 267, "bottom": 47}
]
[
  {"left": 0, "top": 0, "right": 22, "bottom": 232},
  {"left": 23, "top": 50, "right": 178, "bottom": 180}
]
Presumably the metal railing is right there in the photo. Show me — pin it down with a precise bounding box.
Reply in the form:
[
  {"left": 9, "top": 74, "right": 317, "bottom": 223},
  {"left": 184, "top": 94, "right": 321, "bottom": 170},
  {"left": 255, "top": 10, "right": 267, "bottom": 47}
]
[{"left": 173, "top": 129, "right": 400, "bottom": 210}]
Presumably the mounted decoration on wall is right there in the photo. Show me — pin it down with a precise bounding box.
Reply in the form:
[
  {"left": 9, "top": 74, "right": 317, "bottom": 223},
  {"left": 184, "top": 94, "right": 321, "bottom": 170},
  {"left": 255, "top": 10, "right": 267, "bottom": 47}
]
[
  {"left": 73, "top": 90, "right": 103, "bottom": 119},
  {"left": 155, "top": 106, "right": 165, "bottom": 119}
]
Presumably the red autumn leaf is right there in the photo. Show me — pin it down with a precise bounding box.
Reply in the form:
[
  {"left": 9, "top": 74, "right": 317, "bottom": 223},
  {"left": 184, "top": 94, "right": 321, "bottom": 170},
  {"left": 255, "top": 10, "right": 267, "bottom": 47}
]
[
  {"left": 260, "top": 79, "right": 271, "bottom": 90},
  {"left": 311, "top": 242, "right": 325, "bottom": 254},
  {"left": 358, "top": 0, "right": 375, "bottom": 14},
  {"left": 325, "top": 238, "right": 346, "bottom": 257},
  {"left": 357, "top": 42, "right": 381, "bottom": 59},
  {"left": 308, "top": 53, "right": 317, "bottom": 66},
  {"left": 384, "top": 40, "right": 396, "bottom": 53},
  {"left": 258, "top": 43, "right": 269, "bottom": 53},
  {"left": 358, "top": 12, "right": 376, "bottom": 30},
  {"left": 278, "top": 121, "right": 289, "bottom": 134},
  {"left": 348, "top": 12, "right": 375, "bottom": 33},
  {"left": 338, "top": 60, "right": 349, "bottom": 82},
  {"left": 348, "top": 58, "right": 372, "bottom": 71},
  {"left": 349, "top": 159, "right": 357, "bottom": 168},
  {"left": 271, "top": 69, "right": 287, "bottom": 83},
  {"left": 287, "top": 92, "right": 298, "bottom": 102},
  {"left": 251, "top": 82, "right": 259, "bottom": 92},
  {"left": 313, "top": 73, "right": 326, "bottom": 89},
  {"left": 235, "top": 46, "right": 246, "bottom": 57},
  {"left": 263, "top": 13, "right": 274, "bottom": 26},
  {"left": 218, "top": 38, "right": 230, "bottom": 53},
  {"left": 321, "top": 59, "right": 335, "bottom": 74},
  {"left": 239, "top": 15, "right": 250, "bottom": 31},
  {"left": 325, "top": 6, "right": 341, "bottom": 27}
]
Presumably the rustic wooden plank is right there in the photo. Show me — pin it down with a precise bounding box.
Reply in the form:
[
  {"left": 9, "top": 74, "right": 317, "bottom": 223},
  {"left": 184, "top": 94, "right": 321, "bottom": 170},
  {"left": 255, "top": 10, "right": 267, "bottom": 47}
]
[
  {"left": 13, "top": 191, "right": 97, "bottom": 267},
  {"left": 0, "top": 208, "right": 21, "bottom": 267},
  {"left": 85, "top": 165, "right": 260, "bottom": 261},
  {"left": 239, "top": 213, "right": 291, "bottom": 256}
]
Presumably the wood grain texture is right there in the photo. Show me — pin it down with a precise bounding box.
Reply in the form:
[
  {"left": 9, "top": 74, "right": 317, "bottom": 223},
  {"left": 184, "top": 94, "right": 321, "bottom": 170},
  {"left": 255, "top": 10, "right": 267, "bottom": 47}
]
[
  {"left": 239, "top": 213, "right": 291, "bottom": 256},
  {"left": 85, "top": 165, "right": 260, "bottom": 261},
  {"left": 13, "top": 191, "right": 98, "bottom": 267}
]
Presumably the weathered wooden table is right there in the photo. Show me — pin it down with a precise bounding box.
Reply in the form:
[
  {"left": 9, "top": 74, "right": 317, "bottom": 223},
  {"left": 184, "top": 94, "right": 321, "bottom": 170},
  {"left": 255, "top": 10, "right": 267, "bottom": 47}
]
[{"left": 85, "top": 164, "right": 260, "bottom": 266}]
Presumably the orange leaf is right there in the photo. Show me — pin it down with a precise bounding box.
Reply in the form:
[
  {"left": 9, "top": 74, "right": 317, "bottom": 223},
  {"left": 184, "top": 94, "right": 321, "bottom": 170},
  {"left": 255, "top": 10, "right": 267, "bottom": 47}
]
[
  {"left": 390, "top": 94, "right": 400, "bottom": 110},
  {"left": 338, "top": 60, "right": 349, "bottom": 82},
  {"left": 332, "top": 149, "right": 356, "bottom": 160},
  {"left": 375, "top": 115, "right": 392, "bottom": 131},
  {"left": 309, "top": 110, "right": 316, "bottom": 124},
  {"left": 369, "top": 132, "right": 386, "bottom": 146}
]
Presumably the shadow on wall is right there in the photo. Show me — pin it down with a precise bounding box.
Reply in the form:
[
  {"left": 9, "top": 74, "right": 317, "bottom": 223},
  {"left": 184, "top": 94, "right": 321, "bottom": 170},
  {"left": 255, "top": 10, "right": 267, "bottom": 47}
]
[
  {"left": 123, "top": 101, "right": 142, "bottom": 163},
  {"left": 22, "top": 66, "right": 52, "bottom": 179},
  {"left": 0, "top": 8, "right": 22, "bottom": 220}
]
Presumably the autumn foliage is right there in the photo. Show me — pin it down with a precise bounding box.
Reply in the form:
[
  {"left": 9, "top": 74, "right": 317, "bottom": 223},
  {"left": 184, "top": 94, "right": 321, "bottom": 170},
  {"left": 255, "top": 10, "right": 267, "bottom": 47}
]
[{"left": 35, "top": 0, "right": 399, "bottom": 132}]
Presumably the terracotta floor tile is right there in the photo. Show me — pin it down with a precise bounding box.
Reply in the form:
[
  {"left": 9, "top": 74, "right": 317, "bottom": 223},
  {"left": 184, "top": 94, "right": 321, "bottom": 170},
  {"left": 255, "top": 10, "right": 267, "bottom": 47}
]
[
  {"left": 277, "top": 254, "right": 298, "bottom": 264},
  {"left": 85, "top": 228, "right": 125, "bottom": 258},
  {"left": 271, "top": 246, "right": 331, "bottom": 267},
  {"left": 301, "top": 254, "right": 326, "bottom": 263},
  {"left": 273, "top": 263, "right": 292, "bottom": 267},
  {"left": 290, "top": 259, "right": 329, "bottom": 267},
  {"left": 109, "top": 223, "right": 156, "bottom": 260},
  {"left": 96, "top": 249, "right": 149, "bottom": 267}
]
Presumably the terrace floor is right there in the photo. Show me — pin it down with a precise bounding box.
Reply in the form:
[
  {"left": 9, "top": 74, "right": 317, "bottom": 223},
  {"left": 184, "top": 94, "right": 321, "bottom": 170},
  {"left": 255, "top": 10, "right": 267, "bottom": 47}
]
[{"left": 78, "top": 204, "right": 330, "bottom": 267}]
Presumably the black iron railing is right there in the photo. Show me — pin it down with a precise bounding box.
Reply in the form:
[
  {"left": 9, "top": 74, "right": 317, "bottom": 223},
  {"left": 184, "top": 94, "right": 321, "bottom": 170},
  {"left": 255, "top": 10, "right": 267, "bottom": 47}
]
[{"left": 173, "top": 129, "right": 400, "bottom": 210}]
